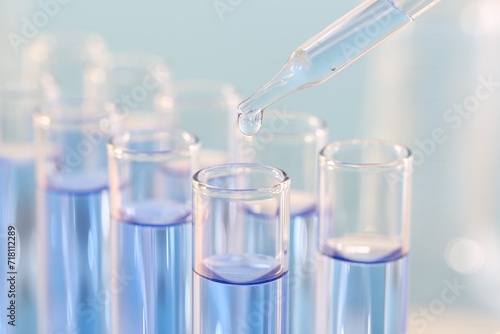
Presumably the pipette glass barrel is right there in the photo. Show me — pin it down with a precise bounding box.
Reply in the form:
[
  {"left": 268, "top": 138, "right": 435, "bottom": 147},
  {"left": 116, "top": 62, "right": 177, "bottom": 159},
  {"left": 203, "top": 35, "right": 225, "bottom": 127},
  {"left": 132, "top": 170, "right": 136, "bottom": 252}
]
[{"left": 238, "top": 0, "right": 441, "bottom": 135}]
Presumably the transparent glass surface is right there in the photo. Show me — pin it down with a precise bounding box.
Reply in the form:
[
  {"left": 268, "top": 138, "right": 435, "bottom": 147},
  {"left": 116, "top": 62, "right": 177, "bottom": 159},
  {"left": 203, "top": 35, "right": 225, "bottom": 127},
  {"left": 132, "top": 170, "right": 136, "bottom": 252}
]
[
  {"left": 192, "top": 163, "right": 290, "bottom": 334},
  {"left": 237, "top": 0, "right": 440, "bottom": 135}
]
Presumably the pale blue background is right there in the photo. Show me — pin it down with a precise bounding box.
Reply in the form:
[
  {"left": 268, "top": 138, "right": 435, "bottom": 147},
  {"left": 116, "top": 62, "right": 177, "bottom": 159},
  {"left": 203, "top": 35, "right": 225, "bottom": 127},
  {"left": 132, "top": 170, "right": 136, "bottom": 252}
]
[{"left": 2, "top": 0, "right": 500, "bottom": 332}]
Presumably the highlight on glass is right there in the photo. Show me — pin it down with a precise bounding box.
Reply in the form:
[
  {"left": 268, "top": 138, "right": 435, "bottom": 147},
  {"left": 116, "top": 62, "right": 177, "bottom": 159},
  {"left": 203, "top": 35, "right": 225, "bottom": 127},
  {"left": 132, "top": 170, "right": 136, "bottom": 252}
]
[
  {"left": 315, "top": 139, "right": 413, "bottom": 333},
  {"left": 108, "top": 129, "right": 199, "bottom": 334},
  {"left": 192, "top": 163, "right": 290, "bottom": 334},
  {"left": 34, "top": 99, "right": 114, "bottom": 334},
  {"left": 236, "top": 109, "right": 327, "bottom": 334}
]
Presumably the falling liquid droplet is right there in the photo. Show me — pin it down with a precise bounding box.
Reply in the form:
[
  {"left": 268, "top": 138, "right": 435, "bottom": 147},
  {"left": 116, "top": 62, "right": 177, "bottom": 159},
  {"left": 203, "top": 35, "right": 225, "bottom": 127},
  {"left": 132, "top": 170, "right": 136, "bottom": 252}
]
[{"left": 238, "top": 109, "right": 263, "bottom": 136}]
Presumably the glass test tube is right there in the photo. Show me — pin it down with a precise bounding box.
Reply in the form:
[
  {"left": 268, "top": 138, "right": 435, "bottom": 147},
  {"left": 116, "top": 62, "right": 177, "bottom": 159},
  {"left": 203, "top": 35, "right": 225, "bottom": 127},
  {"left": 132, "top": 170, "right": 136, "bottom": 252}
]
[
  {"left": 107, "top": 52, "right": 173, "bottom": 131},
  {"left": 166, "top": 80, "right": 240, "bottom": 168},
  {"left": 236, "top": 110, "right": 327, "bottom": 334},
  {"left": 35, "top": 100, "right": 113, "bottom": 334},
  {"left": 108, "top": 129, "right": 199, "bottom": 334},
  {"left": 23, "top": 32, "right": 109, "bottom": 100},
  {"left": 316, "top": 139, "right": 413, "bottom": 333},
  {"left": 193, "top": 163, "right": 290, "bottom": 334},
  {"left": 0, "top": 73, "right": 39, "bottom": 334}
]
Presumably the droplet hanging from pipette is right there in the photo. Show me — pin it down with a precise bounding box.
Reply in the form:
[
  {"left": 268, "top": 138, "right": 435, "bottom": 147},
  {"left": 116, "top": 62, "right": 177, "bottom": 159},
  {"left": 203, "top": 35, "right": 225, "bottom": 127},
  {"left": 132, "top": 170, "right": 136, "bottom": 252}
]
[{"left": 238, "top": 109, "right": 263, "bottom": 136}]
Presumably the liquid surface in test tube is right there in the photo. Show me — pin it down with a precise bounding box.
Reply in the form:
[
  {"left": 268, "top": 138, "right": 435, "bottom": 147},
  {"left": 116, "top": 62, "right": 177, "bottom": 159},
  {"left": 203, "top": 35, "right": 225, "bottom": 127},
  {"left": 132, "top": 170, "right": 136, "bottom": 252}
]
[
  {"left": 237, "top": 0, "right": 412, "bottom": 135},
  {"left": 316, "top": 233, "right": 408, "bottom": 333},
  {"left": 112, "top": 200, "right": 192, "bottom": 334},
  {"left": 194, "top": 254, "right": 288, "bottom": 333}
]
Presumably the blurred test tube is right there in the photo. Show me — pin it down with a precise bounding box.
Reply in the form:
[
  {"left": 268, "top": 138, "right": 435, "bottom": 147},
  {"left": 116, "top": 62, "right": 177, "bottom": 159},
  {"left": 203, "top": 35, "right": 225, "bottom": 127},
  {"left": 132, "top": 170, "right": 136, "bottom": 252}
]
[
  {"left": 107, "top": 52, "right": 174, "bottom": 131},
  {"left": 23, "top": 32, "right": 110, "bottom": 101},
  {"left": 34, "top": 99, "right": 113, "bottom": 333},
  {"left": 0, "top": 72, "right": 40, "bottom": 334},
  {"left": 108, "top": 129, "right": 199, "bottom": 334},
  {"left": 235, "top": 109, "right": 327, "bottom": 334},
  {"left": 163, "top": 80, "right": 240, "bottom": 169}
]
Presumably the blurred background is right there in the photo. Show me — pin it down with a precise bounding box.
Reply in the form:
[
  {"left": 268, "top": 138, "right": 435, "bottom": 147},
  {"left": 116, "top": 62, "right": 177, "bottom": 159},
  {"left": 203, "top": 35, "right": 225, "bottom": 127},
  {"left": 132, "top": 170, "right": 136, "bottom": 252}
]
[{"left": 1, "top": 0, "right": 500, "bottom": 332}]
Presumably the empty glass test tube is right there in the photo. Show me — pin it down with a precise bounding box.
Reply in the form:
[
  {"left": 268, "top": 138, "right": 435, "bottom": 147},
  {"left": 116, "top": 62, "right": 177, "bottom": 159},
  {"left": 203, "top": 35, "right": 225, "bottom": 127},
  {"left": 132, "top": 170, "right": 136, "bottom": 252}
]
[
  {"left": 236, "top": 110, "right": 327, "bottom": 334},
  {"left": 193, "top": 163, "right": 290, "bottom": 334},
  {"left": 316, "top": 139, "right": 413, "bottom": 333},
  {"left": 108, "top": 129, "right": 199, "bottom": 334}
]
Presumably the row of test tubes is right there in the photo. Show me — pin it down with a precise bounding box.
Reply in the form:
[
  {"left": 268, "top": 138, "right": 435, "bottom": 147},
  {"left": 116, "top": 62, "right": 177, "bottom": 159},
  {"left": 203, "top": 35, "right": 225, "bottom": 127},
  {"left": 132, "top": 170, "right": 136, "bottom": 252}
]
[{"left": 0, "top": 33, "right": 412, "bottom": 334}]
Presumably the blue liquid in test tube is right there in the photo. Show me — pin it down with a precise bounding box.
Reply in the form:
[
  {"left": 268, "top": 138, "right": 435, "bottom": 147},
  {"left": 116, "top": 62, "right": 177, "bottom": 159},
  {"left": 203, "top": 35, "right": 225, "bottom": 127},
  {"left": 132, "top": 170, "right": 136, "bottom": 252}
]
[
  {"left": 316, "top": 140, "right": 413, "bottom": 333},
  {"left": 194, "top": 256, "right": 288, "bottom": 334},
  {"left": 39, "top": 177, "right": 109, "bottom": 332},
  {"left": 108, "top": 129, "right": 199, "bottom": 334},
  {"left": 35, "top": 101, "right": 112, "bottom": 333},
  {"left": 317, "top": 236, "right": 409, "bottom": 333},
  {"left": 0, "top": 77, "right": 38, "bottom": 334}
]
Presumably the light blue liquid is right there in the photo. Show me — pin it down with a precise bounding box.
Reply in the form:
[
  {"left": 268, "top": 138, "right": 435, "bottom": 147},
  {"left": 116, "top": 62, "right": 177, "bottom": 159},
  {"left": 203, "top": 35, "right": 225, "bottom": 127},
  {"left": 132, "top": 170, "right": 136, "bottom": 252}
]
[
  {"left": 0, "top": 152, "right": 36, "bottom": 334},
  {"left": 316, "top": 236, "right": 408, "bottom": 334},
  {"left": 288, "top": 205, "right": 317, "bottom": 334},
  {"left": 244, "top": 193, "right": 317, "bottom": 334},
  {"left": 194, "top": 255, "right": 288, "bottom": 334},
  {"left": 37, "top": 180, "right": 109, "bottom": 334},
  {"left": 111, "top": 200, "right": 192, "bottom": 334}
]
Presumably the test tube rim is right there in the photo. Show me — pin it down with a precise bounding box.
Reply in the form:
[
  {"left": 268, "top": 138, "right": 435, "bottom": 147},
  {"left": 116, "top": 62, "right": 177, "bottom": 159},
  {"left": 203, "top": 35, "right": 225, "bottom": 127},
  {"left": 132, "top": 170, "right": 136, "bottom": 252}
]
[
  {"left": 320, "top": 139, "right": 412, "bottom": 169},
  {"left": 108, "top": 128, "right": 200, "bottom": 161},
  {"left": 109, "top": 52, "right": 172, "bottom": 90},
  {"left": 26, "top": 31, "right": 109, "bottom": 61},
  {"left": 110, "top": 52, "right": 167, "bottom": 69},
  {"left": 33, "top": 98, "right": 114, "bottom": 128},
  {"left": 172, "top": 79, "right": 240, "bottom": 109},
  {"left": 192, "top": 163, "right": 290, "bottom": 199},
  {"left": 252, "top": 109, "right": 327, "bottom": 142}
]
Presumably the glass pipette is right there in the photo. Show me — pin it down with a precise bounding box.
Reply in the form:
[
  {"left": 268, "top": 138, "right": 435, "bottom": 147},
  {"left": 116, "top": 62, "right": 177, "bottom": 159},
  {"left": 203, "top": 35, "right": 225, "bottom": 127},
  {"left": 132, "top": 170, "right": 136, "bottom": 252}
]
[{"left": 238, "top": 0, "right": 441, "bottom": 135}]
